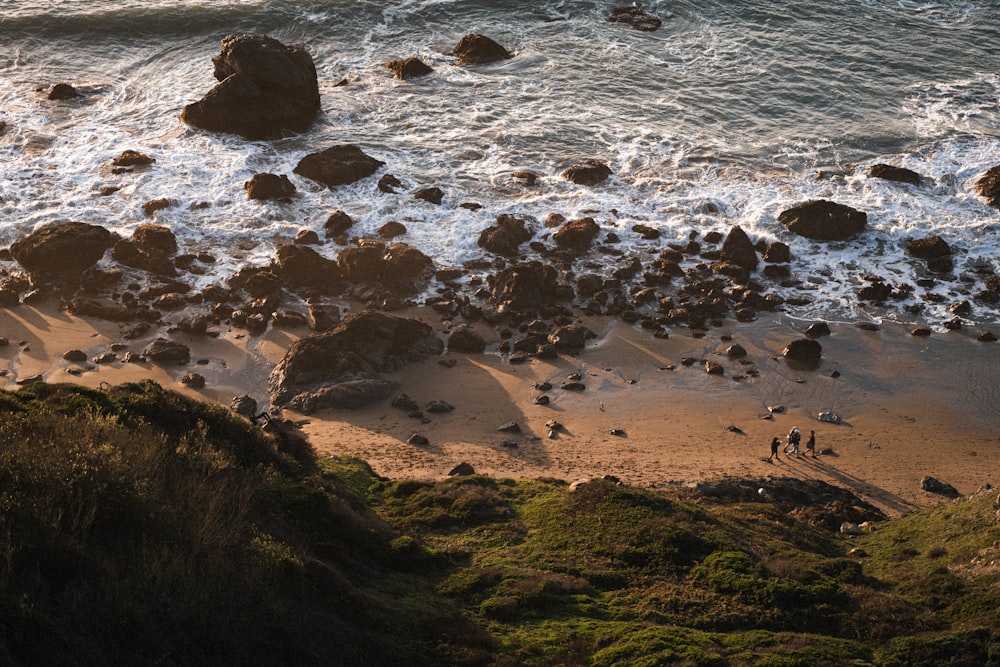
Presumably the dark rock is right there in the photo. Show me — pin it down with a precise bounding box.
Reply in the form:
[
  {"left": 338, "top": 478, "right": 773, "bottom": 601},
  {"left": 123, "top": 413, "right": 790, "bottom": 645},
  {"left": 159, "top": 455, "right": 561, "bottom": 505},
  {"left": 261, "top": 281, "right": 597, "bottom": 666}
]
[
  {"left": 783, "top": 338, "right": 822, "bottom": 363},
  {"left": 271, "top": 244, "right": 341, "bottom": 292},
  {"left": 547, "top": 324, "right": 594, "bottom": 350},
  {"left": 804, "top": 322, "right": 831, "bottom": 338},
  {"left": 705, "top": 360, "right": 725, "bottom": 375},
  {"left": 307, "top": 304, "right": 340, "bottom": 332},
  {"left": 907, "top": 235, "right": 952, "bottom": 259},
  {"left": 977, "top": 330, "right": 997, "bottom": 342},
  {"left": 142, "top": 338, "right": 191, "bottom": 365},
  {"left": 447, "top": 325, "right": 486, "bottom": 353},
  {"left": 608, "top": 5, "right": 663, "bottom": 31},
  {"left": 324, "top": 210, "right": 355, "bottom": 237},
  {"left": 489, "top": 261, "right": 562, "bottom": 310},
  {"left": 553, "top": 216, "right": 600, "bottom": 253},
  {"left": 562, "top": 160, "right": 612, "bottom": 186},
  {"left": 180, "top": 372, "right": 206, "bottom": 388},
  {"left": 378, "top": 221, "right": 407, "bottom": 239},
  {"left": 392, "top": 394, "right": 420, "bottom": 411},
  {"left": 976, "top": 164, "right": 1000, "bottom": 210},
  {"left": 295, "top": 145, "right": 384, "bottom": 188},
  {"left": 142, "top": 198, "right": 170, "bottom": 217},
  {"left": 229, "top": 267, "right": 283, "bottom": 297},
  {"left": 920, "top": 476, "right": 959, "bottom": 498},
  {"left": 631, "top": 224, "right": 660, "bottom": 240},
  {"left": 295, "top": 230, "right": 320, "bottom": 245},
  {"left": 48, "top": 83, "right": 79, "bottom": 100},
  {"left": 387, "top": 57, "right": 433, "bottom": 79},
  {"left": 720, "top": 225, "right": 759, "bottom": 271},
  {"left": 268, "top": 310, "right": 443, "bottom": 413},
  {"left": 382, "top": 243, "right": 435, "bottom": 293},
  {"left": 910, "top": 325, "right": 932, "bottom": 337},
  {"left": 230, "top": 394, "right": 258, "bottom": 418},
  {"left": 133, "top": 224, "right": 178, "bottom": 256},
  {"left": 448, "top": 462, "right": 476, "bottom": 476},
  {"left": 180, "top": 34, "right": 320, "bottom": 140},
  {"left": 337, "top": 244, "right": 385, "bottom": 283},
  {"left": 414, "top": 187, "right": 444, "bottom": 204},
  {"left": 245, "top": 172, "right": 296, "bottom": 200},
  {"left": 778, "top": 200, "right": 867, "bottom": 241},
  {"left": 763, "top": 242, "right": 791, "bottom": 263},
  {"left": 11, "top": 222, "right": 115, "bottom": 281},
  {"left": 0, "top": 289, "right": 20, "bottom": 308},
  {"left": 112, "top": 150, "right": 155, "bottom": 167},
  {"left": 723, "top": 343, "right": 747, "bottom": 358},
  {"left": 452, "top": 34, "right": 512, "bottom": 65},
  {"left": 478, "top": 214, "right": 533, "bottom": 257},
  {"left": 868, "top": 163, "right": 922, "bottom": 186},
  {"left": 426, "top": 400, "right": 454, "bottom": 413},
  {"left": 497, "top": 421, "right": 521, "bottom": 433},
  {"left": 407, "top": 433, "right": 430, "bottom": 446},
  {"left": 378, "top": 174, "right": 403, "bottom": 194}
]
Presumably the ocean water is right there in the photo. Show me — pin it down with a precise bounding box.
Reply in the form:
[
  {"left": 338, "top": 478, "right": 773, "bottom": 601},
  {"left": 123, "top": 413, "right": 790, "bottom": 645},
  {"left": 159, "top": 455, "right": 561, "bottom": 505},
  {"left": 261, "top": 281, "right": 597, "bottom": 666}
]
[{"left": 2, "top": 0, "right": 1000, "bottom": 327}]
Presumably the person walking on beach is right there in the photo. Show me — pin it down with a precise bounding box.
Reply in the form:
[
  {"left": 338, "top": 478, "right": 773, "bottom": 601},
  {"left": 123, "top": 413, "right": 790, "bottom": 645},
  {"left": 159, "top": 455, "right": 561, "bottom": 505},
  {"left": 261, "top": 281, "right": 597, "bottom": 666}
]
[
  {"left": 784, "top": 426, "right": 801, "bottom": 456},
  {"left": 805, "top": 430, "right": 816, "bottom": 458},
  {"left": 767, "top": 436, "right": 781, "bottom": 462}
]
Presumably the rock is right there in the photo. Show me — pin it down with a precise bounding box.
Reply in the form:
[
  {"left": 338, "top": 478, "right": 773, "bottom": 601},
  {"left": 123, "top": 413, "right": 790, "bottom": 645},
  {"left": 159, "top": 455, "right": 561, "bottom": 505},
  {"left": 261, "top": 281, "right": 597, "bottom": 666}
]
[
  {"left": 324, "top": 210, "right": 354, "bottom": 238},
  {"left": 705, "top": 360, "right": 725, "bottom": 375},
  {"left": 723, "top": 343, "right": 747, "bottom": 358},
  {"left": 386, "top": 57, "right": 433, "bottom": 79},
  {"left": 48, "top": 83, "right": 79, "bottom": 100},
  {"left": 307, "top": 304, "right": 340, "bottom": 332},
  {"left": 720, "top": 225, "right": 759, "bottom": 272},
  {"left": 553, "top": 216, "right": 600, "bottom": 253},
  {"left": 112, "top": 150, "right": 155, "bottom": 167},
  {"left": 608, "top": 5, "right": 662, "bottom": 31},
  {"left": 778, "top": 200, "right": 867, "bottom": 241},
  {"left": 920, "top": 476, "right": 959, "bottom": 498},
  {"left": 142, "top": 198, "right": 170, "bottom": 217},
  {"left": 414, "top": 187, "right": 444, "bottom": 204},
  {"left": 0, "top": 289, "right": 20, "bottom": 308},
  {"left": 180, "top": 372, "right": 206, "bottom": 388},
  {"left": 489, "top": 261, "right": 563, "bottom": 310},
  {"left": 377, "top": 221, "right": 407, "bottom": 239},
  {"left": 783, "top": 338, "right": 822, "bottom": 363},
  {"left": 294, "top": 145, "right": 384, "bottom": 188},
  {"left": 63, "top": 349, "right": 88, "bottom": 363},
  {"left": 245, "top": 172, "right": 296, "bottom": 200},
  {"left": 910, "top": 325, "right": 932, "bottom": 337},
  {"left": 447, "top": 325, "right": 486, "bottom": 353},
  {"left": 295, "top": 230, "right": 320, "bottom": 245},
  {"left": 763, "top": 241, "right": 791, "bottom": 263},
  {"left": 426, "top": 400, "right": 454, "bottom": 413},
  {"left": 975, "top": 164, "right": 1000, "bottom": 210},
  {"left": 378, "top": 174, "right": 403, "bottom": 193},
  {"left": 180, "top": 34, "right": 320, "bottom": 140},
  {"left": 562, "top": 160, "right": 612, "bottom": 186},
  {"left": 448, "top": 462, "right": 476, "bottom": 476},
  {"left": 142, "top": 338, "right": 191, "bottom": 365},
  {"left": 840, "top": 522, "right": 862, "bottom": 535},
  {"left": 547, "top": 324, "right": 594, "bottom": 350},
  {"left": 977, "top": 330, "right": 997, "bottom": 342},
  {"left": 271, "top": 244, "right": 341, "bottom": 292},
  {"left": 478, "top": 214, "right": 533, "bottom": 257},
  {"left": 407, "top": 433, "right": 430, "bottom": 446},
  {"left": 497, "top": 421, "right": 521, "bottom": 433},
  {"left": 133, "top": 224, "right": 178, "bottom": 256},
  {"left": 381, "top": 243, "right": 435, "bottom": 293},
  {"left": 804, "top": 322, "right": 831, "bottom": 338},
  {"left": 11, "top": 222, "right": 115, "bottom": 282},
  {"left": 452, "top": 34, "right": 512, "bottom": 65},
  {"left": 392, "top": 394, "right": 420, "bottom": 411},
  {"left": 230, "top": 394, "right": 258, "bottom": 418},
  {"left": 848, "top": 547, "right": 868, "bottom": 557},
  {"left": 268, "top": 311, "right": 442, "bottom": 413},
  {"left": 907, "top": 235, "right": 952, "bottom": 259},
  {"left": 818, "top": 411, "right": 842, "bottom": 424},
  {"left": 868, "top": 163, "right": 922, "bottom": 186}
]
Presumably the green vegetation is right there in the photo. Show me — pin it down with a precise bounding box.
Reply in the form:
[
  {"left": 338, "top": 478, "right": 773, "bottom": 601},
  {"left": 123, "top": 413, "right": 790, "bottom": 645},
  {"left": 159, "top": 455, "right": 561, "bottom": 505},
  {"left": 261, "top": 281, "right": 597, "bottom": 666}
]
[{"left": 1, "top": 381, "right": 998, "bottom": 665}]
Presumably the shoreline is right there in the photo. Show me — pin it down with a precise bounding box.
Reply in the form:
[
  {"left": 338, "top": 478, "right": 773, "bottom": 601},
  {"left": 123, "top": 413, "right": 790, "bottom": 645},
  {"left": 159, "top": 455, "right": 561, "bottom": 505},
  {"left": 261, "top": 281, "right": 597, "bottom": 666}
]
[{"left": 1, "top": 301, "right": 997, "bottom": 518}]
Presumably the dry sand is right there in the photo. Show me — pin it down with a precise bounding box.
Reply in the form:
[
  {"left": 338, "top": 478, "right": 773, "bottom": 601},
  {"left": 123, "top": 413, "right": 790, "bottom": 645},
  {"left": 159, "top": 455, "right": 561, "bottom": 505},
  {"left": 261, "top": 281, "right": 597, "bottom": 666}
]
[{"left": 2, "top": 302, "right": 997, "bottom": 517}]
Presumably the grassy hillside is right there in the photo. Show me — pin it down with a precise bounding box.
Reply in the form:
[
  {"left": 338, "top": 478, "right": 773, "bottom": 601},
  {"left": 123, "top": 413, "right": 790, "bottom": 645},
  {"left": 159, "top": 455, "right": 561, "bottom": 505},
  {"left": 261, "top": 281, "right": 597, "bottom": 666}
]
[{"left": 0, "top": 382, "right": 997, "bottom": 666}]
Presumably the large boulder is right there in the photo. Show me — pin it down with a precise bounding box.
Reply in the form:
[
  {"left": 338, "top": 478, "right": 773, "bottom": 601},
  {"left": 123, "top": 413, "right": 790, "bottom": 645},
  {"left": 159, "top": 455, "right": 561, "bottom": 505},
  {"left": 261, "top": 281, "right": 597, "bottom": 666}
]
[
  {"left": 489, "top": 261, "right": 563, "bottom": 311},
  {"left": 294, "top": 145, "right": 385, "bottom": 188},
  {"left": 452, "top": 34, "right": 512, "bottom": 65},
  {"left": 271, "top": 244, "right": 342, "bottom": 292},
  {"left": 268, "top": 310, "right": 444, "bottom": 413},
  {"left": 180, "top": 34, "right": 320, "bottom": 140},
  {"left": 562, "top": 160, "right": 612, "bottom": 186},
  {"left": 868, "top": 163, "right": 922, "bottom": 186},
  {"left": 906, "top": 235, "right": 952, "bottom": 260},
  {"left": 386, "top": 57, "right": 433, "bottom": 79},
  {"left": 975, "top": 165, "right": 1000, "bottom": 210},
  {"left": 720, "top": 225, "right": 759, "bottom": 271},
  {"left": 478, "top": 214, "right": 533, "bottom": 257},
  {"left": 10, "top": 222, "right": 115, "bottom": 281},
  {"left": 778, "top": 200, "right": 867, "bottom": 241},
  {"left": 335, "top": 242, "right": 433, "bottom": 294},
  {"left": 553, "top": 216, "right": 600, "bottom": 253}
]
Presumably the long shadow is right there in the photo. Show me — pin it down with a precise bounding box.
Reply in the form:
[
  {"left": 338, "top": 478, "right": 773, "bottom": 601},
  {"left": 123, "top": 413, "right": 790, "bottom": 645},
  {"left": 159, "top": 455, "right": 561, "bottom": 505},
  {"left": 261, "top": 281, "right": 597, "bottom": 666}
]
[{"left": 799, "top": 455, "right": 918, "bottom": 515}]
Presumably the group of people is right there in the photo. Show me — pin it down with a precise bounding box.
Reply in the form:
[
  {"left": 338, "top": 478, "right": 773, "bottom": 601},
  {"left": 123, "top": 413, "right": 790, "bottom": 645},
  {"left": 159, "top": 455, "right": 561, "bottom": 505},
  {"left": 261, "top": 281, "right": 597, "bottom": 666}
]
[{"left": 767, "top": 426, "right": 816, "bottom": 461}]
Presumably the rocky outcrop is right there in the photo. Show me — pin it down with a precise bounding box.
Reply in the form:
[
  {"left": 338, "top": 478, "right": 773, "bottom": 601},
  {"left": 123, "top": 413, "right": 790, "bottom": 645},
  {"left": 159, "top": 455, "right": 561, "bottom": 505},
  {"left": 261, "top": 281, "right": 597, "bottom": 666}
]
[
  {"left": 975, "top": 165, "right": 1000, "bottom": 210},
  {"left": 553, "top": 217, "right": 600, "bottom": 253},
  {"left": 868, "top": 163, "right": 922, "bottom": 186},
  {"left": 271, "top": 244, "right": 342, "bottom": 292},
  {"left": 11, "top": 222, "right": 115, "bottom": 282},
  {"left": 907, "top": 235, "right": 952, "bottom": 259},
  {"left": 268, "top": 310, "right": 444, "bottom": 413},
  {"left": 478, "top": 214, "right": 533, "bottom": 257},
  {"left": 720, "top": 225, "right": 758, "bottom": 272},
  {"left": 245, "top": 173, "right": 296, "bottom": 200},
  {"left": 488, "top": 261, "right": 565, "bottom": 311},
  {"left": 386, "top": 57, "right": 433, "bottom": 79},
  {"left": 778, "top": 200, "right": 867, "bottom": 241},
  {"left": 337, "top": 242, "right": 434, "bottom": 294},
  {"left": 562, "top": 160, "right": 612, "bottom": 186},
  {"left": 294, "top": 145, "right": 385, "bottom": 188},
  {"left": 452, "top": 34, "right": 512, "bottom": 65},
  {"left": 180, "top": 34, "right": 320, "bottom": 140}
]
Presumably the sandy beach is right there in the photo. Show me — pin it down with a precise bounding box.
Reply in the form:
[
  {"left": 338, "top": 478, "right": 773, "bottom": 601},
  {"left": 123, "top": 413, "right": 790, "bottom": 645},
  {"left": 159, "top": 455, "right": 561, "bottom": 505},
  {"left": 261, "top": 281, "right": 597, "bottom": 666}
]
[{"left": 2, "top": 301, "right": 997, "bottom": 518}]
